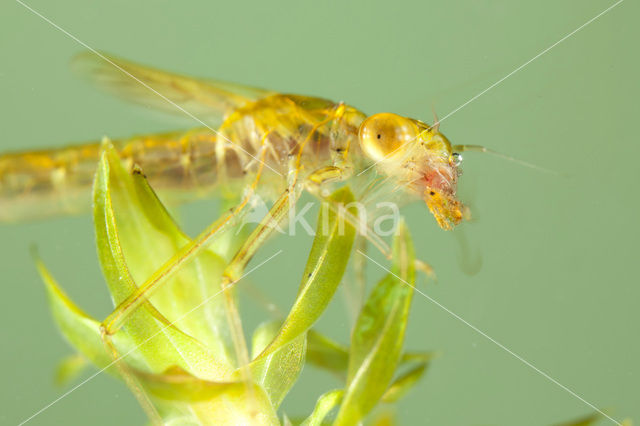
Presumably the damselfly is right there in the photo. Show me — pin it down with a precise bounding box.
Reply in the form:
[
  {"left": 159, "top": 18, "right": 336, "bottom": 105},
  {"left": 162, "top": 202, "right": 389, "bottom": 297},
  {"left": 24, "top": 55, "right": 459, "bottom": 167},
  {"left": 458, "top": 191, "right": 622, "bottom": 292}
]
[
  {"left": 0, "top": 52, "right": 469, "bottom": 231},
  {"left": 1, "top": 52, "right": 477, "bottom": 341}
]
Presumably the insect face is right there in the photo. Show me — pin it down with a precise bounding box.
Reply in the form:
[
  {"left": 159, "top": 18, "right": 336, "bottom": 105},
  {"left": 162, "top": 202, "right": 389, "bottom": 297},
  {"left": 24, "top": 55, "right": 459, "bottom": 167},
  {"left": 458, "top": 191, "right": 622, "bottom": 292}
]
[{"left": 358, "top": 112, "right": 465, "bottom": 230}]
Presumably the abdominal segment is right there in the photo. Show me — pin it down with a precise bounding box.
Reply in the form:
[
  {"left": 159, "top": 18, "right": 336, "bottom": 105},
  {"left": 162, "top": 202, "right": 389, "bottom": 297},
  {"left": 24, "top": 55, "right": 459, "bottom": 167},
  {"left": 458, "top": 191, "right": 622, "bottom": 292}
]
[{"left": 0, "top": 129, "right": 245, "bottom": 222}]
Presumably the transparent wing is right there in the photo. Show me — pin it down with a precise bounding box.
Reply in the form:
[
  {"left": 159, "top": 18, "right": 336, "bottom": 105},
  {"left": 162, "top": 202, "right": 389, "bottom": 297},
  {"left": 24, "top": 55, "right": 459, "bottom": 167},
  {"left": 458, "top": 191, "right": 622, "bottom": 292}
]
[{"left": 72, "top": 51, "right": 275, "bottom": 126}]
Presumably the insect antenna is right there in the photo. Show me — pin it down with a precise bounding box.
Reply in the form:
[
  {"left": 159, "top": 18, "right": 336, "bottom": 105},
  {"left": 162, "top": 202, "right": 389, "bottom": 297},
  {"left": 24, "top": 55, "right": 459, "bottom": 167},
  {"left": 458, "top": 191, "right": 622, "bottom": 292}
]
[{"left": 452, "top": 144, "right": 561, "bottom": 176}]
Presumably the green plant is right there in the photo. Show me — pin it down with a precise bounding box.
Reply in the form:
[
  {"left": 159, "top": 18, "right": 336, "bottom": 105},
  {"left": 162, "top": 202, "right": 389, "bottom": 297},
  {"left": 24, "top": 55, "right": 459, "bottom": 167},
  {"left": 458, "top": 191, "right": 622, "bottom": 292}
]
[{"left": 37, "top": 143, "right": 430, "bottom": 425}]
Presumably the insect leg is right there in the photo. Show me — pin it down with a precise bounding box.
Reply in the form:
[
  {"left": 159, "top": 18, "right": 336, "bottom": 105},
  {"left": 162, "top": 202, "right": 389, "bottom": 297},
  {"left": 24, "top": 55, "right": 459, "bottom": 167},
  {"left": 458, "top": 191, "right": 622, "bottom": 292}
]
[
  {"left": 99, "top": 134, "right": 272, "bottom": 339},
  {"left": 99, "top": 331, "right": 163, "bottom": 425},
  {"left": 218, "top": 187, "right": 300, "bottom": 373},
  {"left": 306, "top": 167, "right": 437, "bottom": 277},
  {"left": 214, "top": 144, "right": 313, "bottom": 372},
  {"left": 343, "top": 235, "right": 367, "bottom": 326},
  {"left": 304, "top": 166, "right": 391, "bottom": 256}
]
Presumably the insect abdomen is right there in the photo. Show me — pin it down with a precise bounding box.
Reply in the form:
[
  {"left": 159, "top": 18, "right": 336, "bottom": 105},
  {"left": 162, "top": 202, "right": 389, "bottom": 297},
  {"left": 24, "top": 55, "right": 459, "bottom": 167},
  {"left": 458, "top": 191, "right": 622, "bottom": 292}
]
[{"left": 0, "top": 129, "right": 235, "bottom": 222}]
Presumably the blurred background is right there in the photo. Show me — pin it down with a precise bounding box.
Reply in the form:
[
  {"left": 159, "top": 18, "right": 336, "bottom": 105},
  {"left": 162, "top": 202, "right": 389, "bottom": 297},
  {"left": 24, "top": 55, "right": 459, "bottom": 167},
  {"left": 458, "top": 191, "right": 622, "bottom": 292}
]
[{"left": 1, "top": 0, "right": 637, "bottom": 424}]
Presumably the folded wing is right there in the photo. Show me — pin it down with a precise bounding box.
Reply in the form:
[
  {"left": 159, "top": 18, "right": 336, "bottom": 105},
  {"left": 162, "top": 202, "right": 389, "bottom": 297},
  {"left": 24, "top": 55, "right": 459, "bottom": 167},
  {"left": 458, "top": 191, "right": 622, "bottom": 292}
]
[{"left": 72, "top": 51, "right": 275, "bottom": 126}]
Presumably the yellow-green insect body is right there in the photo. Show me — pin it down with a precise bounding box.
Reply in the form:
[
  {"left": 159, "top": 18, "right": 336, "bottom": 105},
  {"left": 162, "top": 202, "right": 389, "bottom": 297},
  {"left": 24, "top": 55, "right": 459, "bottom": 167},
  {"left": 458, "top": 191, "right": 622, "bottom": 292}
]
[{"left": 0, "top": 52, "right": 464, "bottom": 229}]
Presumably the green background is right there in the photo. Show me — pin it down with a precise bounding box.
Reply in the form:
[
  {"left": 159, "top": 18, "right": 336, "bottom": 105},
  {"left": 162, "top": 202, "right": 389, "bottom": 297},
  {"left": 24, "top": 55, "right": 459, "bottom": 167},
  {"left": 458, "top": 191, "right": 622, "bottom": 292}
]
[{"left": 1, "top": 0, "right": 638, "bottom": 424}]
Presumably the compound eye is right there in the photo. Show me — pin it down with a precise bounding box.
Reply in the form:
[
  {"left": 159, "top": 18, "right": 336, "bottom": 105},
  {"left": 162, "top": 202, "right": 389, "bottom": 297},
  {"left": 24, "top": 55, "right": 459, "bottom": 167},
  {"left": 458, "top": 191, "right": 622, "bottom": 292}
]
[{"left": 359, "top": 113, "right": 419, "bottom": 162}]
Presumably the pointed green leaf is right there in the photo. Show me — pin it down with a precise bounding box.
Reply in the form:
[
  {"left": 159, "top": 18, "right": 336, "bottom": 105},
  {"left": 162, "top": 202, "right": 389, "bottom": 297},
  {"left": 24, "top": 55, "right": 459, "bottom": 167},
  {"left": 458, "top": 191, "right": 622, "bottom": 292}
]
[
  {"left": 249, "top": 321, "right": 306, "bottom": 408},
  {"left": 54, "top": 354, "right": 89, "bottom": 387},
  {"left": 93, "top": 144, "right": 231, "bottom": 379},
  {"left": 334, "top": 221, "right": 416, "bottom": 425},
  {"left": 282, "top": 414, "right": 293, "bottom": 426},
  {"left": 102, "top": 143, "right": 234, "bottom": 365},
  {"left": 300, "top": 389, "right": 344, "bottom": 426},
  {"left": 381, "top": 356, "right": 431, "bottom": 403},
  {"left": 369, "top": 410, "right": 397, "bottom": 426},
  {"left": 306, "top": 330, "right": 348, "bottom": 378},
  {"left": 36, "top": 256, "right": 144, "bottom": 373},
  {"left": 256, "top": 187, "right": 356, "bottom": 360},
  {"left": 123, "top": 163, "right": 235, "bottom": 361},
  {"left": 137, "top": 367, "right": 242, "bottom": 402},
  {"left": 554, "top": 412, "right": 602, "bottom": 426},
  {"left": 307, "top": 330, "right": 432, "bottom": 395},
  {"left": 139, "top": 368, "right": 279, "bottom": 426},
  {"left": 39, "top": 254, "right": 275, "bottom": 425}
]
